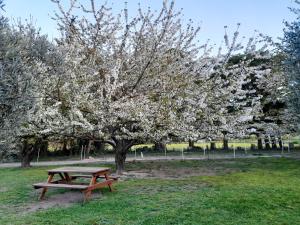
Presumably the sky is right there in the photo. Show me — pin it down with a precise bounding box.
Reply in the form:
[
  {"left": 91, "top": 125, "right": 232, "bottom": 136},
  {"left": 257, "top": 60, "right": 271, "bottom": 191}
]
[{"left": 2, "top": 0, "right": 298, "bottom": 46}]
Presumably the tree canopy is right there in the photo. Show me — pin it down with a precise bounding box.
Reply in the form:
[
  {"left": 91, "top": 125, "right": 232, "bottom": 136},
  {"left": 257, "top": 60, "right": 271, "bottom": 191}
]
[{"left": 0, "top": 0, "right": 296, "bottom": 172}]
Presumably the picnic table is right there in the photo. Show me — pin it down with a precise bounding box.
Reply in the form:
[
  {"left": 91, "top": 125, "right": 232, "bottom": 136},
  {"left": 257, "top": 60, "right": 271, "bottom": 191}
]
[{"left": 33, "top": 167, "right": 117, "bottom": 201}]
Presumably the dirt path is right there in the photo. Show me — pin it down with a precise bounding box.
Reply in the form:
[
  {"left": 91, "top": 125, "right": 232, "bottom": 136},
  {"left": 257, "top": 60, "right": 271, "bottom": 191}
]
[{"left": 1, "top": 152, "right": 296, "bottom": 168}]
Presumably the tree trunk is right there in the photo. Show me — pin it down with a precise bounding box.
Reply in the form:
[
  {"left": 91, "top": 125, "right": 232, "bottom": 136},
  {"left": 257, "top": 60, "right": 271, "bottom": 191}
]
[
  {"left": 115, "top": 150, "right": 127, "bottom": 174},
  {"left": 114, "top": 139, "right": 134, "bottom": 175},
  {"left": 20, "top": 139, "right": 32, "bottom": 167},
  {"left": 188, "top": 140, "right": 195, "bottom": 149},
  {"left": 210, "top": 142, "right": 216, "bottom": 150},
  {"left": 69, "top": 139, "right": 75, "bottom": 156},
  {"left": 278, "top": 136, "right": 283, "bottom": 150},
  {"left": 70, "top": 138, "right": 80, "bottom": 155},
  {"left": 271, "top": 136, "right": 277, "bottom": 149},
  {"left": 20, "top": 138, "right": 43, "bottom": 168},
  {"left": 264, "top": 137, "right": 271, "bottom": 150},
  {"left": 288, "top": 142, "right": 294, "bottom": 150},
  {"left": 223, "top": 139, "right": 228, "bottom": 150},
  {"left": 257, "top": 138, "right": 263, "bottom": 150},
  {"left": 86, "top": 140, "right": 93, "bottom": 158},
  {"left": 40, "top": 140, "right": 48, "bottom": 158},
  {"left": 62, "top": 139, "right": 67, "bottom": 152},
  {"left": 21, "top": 152, "right": 32, "bottom": 167},
  {"left": 154, "top": 141, "right": 166, "bottom": 152}
]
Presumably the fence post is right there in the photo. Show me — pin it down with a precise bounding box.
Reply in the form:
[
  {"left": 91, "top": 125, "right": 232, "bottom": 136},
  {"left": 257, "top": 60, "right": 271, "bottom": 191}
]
[
  {"left": 287, "top": 135, "right": 292, "bottom": 153},
  {"left": 80, "top": 145, "right": 83, "bottom": 160},
  {"left": 233, "top": 147, "right": 236, "bottom": 159},
  {"left": 165, "top": 147, "right": 167, "bottom": 159},
  {"left": 83, "top": 145, "right": 86, "bottom": 160},
  {"left": 207, "top": 147, "right": 210, "bottom": 160},
  {"left": 36, "top": 148, "right": 41, "bottom": 163}
]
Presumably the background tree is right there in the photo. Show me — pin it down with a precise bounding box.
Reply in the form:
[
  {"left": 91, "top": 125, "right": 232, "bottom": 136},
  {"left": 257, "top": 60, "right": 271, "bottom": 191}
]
[
  {"left": 0, "top": 11, "right": 60, "bottom": 166},
  {"left": 282, "top": 0, "right": 300, "bottom": 130},
  {"left": 190, "top": 27, "right": 275, "bottom": 150}
]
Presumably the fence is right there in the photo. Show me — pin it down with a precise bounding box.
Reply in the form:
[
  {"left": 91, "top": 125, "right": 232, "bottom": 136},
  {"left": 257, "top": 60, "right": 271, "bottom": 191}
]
[
  {"left": 125, "top": 140, "right": 299, "bottom": 161},
  {"left": 31, "top": 139, "right": 300, "bottom": 163}
]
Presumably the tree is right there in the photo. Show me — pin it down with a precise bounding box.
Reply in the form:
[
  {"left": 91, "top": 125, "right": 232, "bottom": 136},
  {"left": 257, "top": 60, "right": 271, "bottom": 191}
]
[
  {"left": 49, "top": 1, "right": 277, "bottom": 174},
  {"left": 0, "top": 15, "right": 60, "bottom": 166},
  {"left": 190, "top": 26, "right": 275, "bottom": 149},
  {"left": 50, "top": 0, "right": 213, "bottom": 174},
  {"left": 253, "top": 54, "right": 295, "bottom": 148},
  {"left": 230, "top": 52, "right": 296, "bottom": 148},
  {"left": 282, "top": 0, "right": 300, "bottom": 130}
]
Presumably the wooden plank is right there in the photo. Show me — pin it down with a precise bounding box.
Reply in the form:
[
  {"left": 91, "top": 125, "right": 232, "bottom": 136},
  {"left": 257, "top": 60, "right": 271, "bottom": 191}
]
[
  {"left": 85, "top": 180, "right": 114, "bottom": 192},
  {"left": 48, "top": 167, "right": 110, "bottom": 174},
  {"left": 71, "top": 174, "right": 119, "bottom": 180},
  {"left": 33, "top": 182, "right": 89, "bottom": 190},
  {"left": 35, "top": 179, "right": 69, "bottom": 187},
  {"left": 71, "top": 174, "right": 93, "bottom": 179}
]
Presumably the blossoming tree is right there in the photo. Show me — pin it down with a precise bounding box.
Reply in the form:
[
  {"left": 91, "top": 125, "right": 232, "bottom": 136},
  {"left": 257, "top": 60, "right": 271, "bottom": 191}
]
[
  {"left": 47, "top": 0, "right": 207, "bottom": 173},
  {"left": 282, "top": 0, "right": 300, "bottom": 130},
  {"left": 0, "top": 2, "right": 60, "bottom": 166}
]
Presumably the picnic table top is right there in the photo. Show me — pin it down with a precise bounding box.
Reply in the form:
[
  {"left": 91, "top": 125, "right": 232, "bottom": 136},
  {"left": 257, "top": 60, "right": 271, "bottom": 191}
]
[{"left": 47, "top": 167, "right": 110, "bottom": 174}]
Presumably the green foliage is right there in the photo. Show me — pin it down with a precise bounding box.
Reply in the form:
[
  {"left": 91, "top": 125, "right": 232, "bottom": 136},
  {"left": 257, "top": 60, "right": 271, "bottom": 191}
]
[
  {"left": 226, "top": 53, "right": 270, "bottom": 68},
  {"left": 282, "top": 1, "right": 300, "bottom": 126},
  {"left": 0, "top": 158, "right": 300, "bottom": 225}
]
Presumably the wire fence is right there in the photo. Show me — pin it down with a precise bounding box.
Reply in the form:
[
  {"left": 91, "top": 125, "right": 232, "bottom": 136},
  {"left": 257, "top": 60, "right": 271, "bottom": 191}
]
[
  {"left": 28, "top": 139, "right": 300, "bottom": 163},
  {"left": 81, "top": 141, "right": 299, "bottom": 162},
  {"left": 126, "top": 148, "right": 297, "bottom": 161}
]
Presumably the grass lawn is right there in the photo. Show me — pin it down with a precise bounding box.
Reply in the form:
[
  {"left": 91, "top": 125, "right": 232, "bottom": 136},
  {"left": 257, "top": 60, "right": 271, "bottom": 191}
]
[{"left": 0, "top": 158, "right": 300, "bottom": 225}]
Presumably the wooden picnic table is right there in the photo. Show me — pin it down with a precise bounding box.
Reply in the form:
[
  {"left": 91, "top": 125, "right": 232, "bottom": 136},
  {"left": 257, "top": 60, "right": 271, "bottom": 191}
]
[{"left": 33, "top": 167, "right": 117, "bottom": 201}]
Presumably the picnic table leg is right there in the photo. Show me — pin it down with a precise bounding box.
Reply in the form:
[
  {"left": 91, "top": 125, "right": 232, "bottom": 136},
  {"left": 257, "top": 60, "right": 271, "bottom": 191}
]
[
  {"left": 39, "top": 173, "right": 54, "bottom": 200},
  {"left": 83, "top": 176, "right": 97, "bottom": 201},
  {"left": 104, "top": 173, "right": 113, "bottom": 192},
  {"left": 63, "top": 172, "right": 72, "bottom": 183},
  {"left": 58, "top": 173, "right": 66, "bottom": 182}
]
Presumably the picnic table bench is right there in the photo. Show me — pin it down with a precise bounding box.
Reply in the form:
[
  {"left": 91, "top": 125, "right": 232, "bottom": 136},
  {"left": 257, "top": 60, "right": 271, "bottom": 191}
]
[{"left": 33, "top": 167, "right": 117, "bottom": 201}]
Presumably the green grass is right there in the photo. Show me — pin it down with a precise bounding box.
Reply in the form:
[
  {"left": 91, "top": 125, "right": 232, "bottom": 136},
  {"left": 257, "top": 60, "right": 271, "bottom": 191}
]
[
  {"left": 167, "top": 142, "right": 253, "bottom": 149},
  {"left": 1, "top": 158, "right": 300, "bottom": 225}
]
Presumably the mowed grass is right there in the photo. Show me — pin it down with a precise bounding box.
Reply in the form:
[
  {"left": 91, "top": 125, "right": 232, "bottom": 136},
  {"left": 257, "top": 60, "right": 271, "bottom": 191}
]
[{"left": 0, "top": 158, "right": 300, "bottom": 225}]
